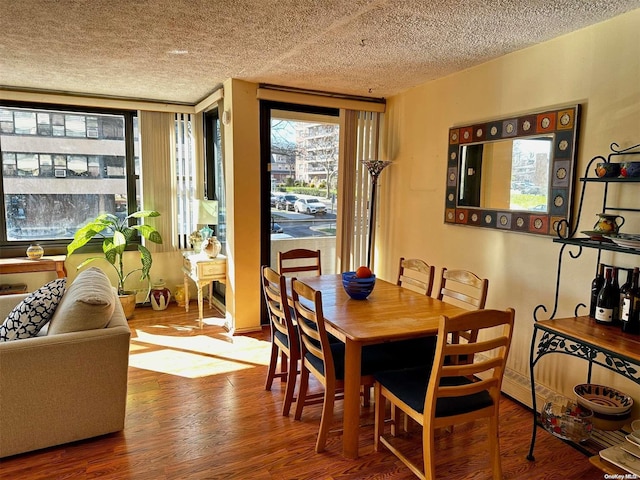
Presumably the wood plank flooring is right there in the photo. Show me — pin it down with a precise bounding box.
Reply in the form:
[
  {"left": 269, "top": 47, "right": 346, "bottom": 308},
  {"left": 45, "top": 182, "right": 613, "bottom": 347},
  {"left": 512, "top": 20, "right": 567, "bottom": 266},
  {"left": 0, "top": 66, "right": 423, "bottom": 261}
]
[{"left": 0, "top": 302, "right": 606, "bottom": 479}]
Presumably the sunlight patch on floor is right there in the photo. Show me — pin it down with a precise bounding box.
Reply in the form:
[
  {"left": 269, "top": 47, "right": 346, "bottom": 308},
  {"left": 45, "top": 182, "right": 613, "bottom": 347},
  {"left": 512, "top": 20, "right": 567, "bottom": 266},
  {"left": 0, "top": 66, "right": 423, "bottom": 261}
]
[
  {"left": 128, "top": 326, "right": 272, "bottom": 378},
  {"left": 129, "top": 349, "right": 252, "bottom": 378}
]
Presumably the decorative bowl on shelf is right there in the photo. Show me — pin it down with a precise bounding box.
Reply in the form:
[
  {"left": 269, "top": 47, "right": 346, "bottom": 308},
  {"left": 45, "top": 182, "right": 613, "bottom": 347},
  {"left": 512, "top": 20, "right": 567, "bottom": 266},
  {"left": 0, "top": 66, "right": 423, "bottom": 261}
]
[
  {"left": 591, "top": 410, "right": 631, "bottom": 431},
  {"left": 541, "top": 395, "right": 593, "bottom": 443},
  {"left": 341, "top": 271, "right": 376, "bottom": 300},
  {"left": 620, "top": 161, "right": 640, "bottom": 178},
  {"left": 574, "top": 383, "right": 634, "bottom": 415},
  {"left": 595, "top": 162, "right": 621, "bottom": 178}
]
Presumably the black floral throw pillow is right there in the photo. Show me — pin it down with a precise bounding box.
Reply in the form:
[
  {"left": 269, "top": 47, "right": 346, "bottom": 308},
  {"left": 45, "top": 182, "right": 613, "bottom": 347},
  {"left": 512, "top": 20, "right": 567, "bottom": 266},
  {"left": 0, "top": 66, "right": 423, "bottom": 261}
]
[{"left": 0, "top": 278, "right": 67, "bottom": 341}]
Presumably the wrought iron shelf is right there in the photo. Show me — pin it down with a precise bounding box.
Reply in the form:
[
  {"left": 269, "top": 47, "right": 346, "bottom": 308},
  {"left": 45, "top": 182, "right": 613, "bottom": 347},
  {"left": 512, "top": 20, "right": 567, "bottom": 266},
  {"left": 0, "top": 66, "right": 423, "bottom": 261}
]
[
  {"left": 529, "top": 142, "right": 640, "bottom": 462},
  {"left": 553, "top": 237, "right": 640, "bottom": 256},
  {"left": 580, "top": 177, "right": 640, "bottom": 183},
  {"left": 536, "top": 142, "right": 640, "bottom": 322},
  {"left": 527, "top": 316, "right": 640, "bottom": 461}
]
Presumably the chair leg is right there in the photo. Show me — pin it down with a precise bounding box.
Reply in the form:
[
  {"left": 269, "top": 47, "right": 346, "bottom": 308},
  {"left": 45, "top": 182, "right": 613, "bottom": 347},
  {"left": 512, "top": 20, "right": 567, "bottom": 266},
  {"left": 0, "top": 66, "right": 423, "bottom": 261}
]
[
  {"left": 390, "top": 404, "right": 399, "bottom": 436},
  {"left": 316, "top": 379, "right": 335, "bottom": 453},
  {"left": 488, "top": 416, "right": 502, "bottom": 480},
  {"left": 374, "top": 383, "right": 386, "bottom": 452},
  {"left": 294, "top": 366, "right": 309, "bottom": 420},
  {"left": 423, "top": 423, "right": 437, "bottom": 480},
  {"left": 282, "top": 355, "right": 297, "bottom": 417},
  {"left": 279, "top": 351, "right": 288, "bottom": 380},
  {"left": 362, "top": 384, "right": 372, "bottom": 407},
  {"left": 265, "top": 342, "right": 279, "bottom": 390}
]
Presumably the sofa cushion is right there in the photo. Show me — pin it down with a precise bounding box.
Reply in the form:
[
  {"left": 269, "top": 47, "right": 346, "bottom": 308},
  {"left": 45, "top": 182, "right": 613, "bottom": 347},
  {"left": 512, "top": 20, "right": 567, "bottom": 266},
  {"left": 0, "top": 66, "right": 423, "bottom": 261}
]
[
  {"left": 0, "top": 278, "right": 67, "bottom": 342},
  {"left": 48, "top": 267, "right": 115, "bottom": 335}
]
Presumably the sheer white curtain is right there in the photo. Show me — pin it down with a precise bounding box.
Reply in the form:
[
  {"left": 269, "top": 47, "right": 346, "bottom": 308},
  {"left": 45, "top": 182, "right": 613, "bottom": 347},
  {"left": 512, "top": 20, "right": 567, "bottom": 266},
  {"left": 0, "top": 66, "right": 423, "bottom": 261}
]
[
  {"left": 337, "top": 110, "right": 381, "bottom": 271},
  {"left": 139, "top": 110, "right": 203, "bottom": 252}
]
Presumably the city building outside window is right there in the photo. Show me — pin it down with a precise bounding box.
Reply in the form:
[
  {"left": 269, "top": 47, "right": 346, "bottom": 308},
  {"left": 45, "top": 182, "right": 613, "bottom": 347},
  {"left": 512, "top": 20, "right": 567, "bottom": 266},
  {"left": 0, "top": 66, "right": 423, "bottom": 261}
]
[{"left": 0, "top": 103, "right": 139, "bottom": 255}]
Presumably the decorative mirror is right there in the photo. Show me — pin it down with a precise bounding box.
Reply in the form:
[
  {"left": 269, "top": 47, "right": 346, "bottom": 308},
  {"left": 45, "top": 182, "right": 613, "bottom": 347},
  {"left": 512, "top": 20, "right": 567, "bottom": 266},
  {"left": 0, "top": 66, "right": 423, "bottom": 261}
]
[{"left": 444, "top": 105, "right": 581, "bottom": 236}]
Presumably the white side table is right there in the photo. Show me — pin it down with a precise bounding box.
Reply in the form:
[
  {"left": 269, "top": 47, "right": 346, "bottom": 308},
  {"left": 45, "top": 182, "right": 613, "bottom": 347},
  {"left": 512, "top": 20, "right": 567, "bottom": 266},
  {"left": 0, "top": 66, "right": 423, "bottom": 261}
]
[{"left": 182, "top": 253, "right": 226, "bottom": 329}]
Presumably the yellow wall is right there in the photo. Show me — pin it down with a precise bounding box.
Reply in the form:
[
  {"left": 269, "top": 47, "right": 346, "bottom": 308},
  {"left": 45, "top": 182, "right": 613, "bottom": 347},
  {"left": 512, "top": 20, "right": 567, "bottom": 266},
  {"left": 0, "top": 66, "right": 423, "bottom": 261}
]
[
  {"left": 378, "top": 9, "right": 640, "bottom": 407},
  {"left": 221, "top": 79, "right": 262, "bottom": 333}
]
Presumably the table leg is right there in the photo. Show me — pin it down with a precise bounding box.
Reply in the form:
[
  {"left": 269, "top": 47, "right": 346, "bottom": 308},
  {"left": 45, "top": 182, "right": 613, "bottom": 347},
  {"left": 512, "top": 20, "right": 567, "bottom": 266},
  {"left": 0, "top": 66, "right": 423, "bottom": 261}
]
[
  {"left": 208, "top": 282, "right": 213, "bottom": 309},
  {"left": 184, "top": 274, "right": 190, "bottom": 313},
  {"left": 55, "top": 260, "right": 67, "bottom": 279},
  {"left": 197, "top": 284, "right": 204, "bottom": 329},
  {"left": 343, "top": 339, "right": 362, "bottom": 459}
]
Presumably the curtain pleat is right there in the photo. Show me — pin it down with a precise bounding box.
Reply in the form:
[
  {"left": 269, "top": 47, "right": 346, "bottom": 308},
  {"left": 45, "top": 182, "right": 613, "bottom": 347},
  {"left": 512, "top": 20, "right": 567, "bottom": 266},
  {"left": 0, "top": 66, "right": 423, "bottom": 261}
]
[
  {"left": 139, "top": 111, "right": 204, "bottom": 252},
  {"left": 337, "top": 110, "right": 381, "bottom": 272},
  {"left": 139, "top": 110, "right": 176, "bottom": 253}
]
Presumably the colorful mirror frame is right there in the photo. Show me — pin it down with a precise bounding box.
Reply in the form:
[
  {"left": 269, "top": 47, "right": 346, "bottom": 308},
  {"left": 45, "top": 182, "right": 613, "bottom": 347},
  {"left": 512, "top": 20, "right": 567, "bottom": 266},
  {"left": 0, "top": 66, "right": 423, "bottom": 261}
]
[{"left": 444, "top": 105, "right": 581, "bottom": 236}]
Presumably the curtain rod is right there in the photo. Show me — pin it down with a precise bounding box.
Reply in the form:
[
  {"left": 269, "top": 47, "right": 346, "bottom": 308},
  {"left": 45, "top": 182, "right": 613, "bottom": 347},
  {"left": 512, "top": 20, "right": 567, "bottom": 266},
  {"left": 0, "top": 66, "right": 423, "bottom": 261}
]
[{"left": 259, "top": 84, "right": 385, "bottom": 104}]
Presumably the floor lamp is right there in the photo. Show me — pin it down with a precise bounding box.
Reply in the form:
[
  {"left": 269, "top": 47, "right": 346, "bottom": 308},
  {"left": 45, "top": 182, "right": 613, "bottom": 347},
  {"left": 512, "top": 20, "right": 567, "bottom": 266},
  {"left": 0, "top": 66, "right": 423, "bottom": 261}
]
[{"left": 362, "top": 160, "right": 392, "bottom": 268}]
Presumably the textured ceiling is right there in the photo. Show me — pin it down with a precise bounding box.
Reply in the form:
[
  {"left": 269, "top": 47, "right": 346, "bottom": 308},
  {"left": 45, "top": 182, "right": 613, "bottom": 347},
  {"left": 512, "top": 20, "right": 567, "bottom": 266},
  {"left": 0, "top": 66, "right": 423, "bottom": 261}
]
[{"left": 1, "top": 0, "right": 639, "bottom": 105}]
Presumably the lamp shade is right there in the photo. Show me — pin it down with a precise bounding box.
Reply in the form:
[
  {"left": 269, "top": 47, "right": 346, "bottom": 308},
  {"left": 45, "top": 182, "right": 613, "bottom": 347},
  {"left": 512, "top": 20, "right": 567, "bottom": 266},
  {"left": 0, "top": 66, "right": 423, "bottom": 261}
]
[{"left": 194, "top": 199, "right": 218, "bottom": 225}]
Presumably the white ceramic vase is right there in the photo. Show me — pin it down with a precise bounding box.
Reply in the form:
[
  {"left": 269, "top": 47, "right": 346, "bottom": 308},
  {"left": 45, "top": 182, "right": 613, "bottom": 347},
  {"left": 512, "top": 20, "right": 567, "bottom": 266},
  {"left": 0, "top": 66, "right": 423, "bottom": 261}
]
[{"left": 201, "top": 236, "right": 221, "bottom": 258}]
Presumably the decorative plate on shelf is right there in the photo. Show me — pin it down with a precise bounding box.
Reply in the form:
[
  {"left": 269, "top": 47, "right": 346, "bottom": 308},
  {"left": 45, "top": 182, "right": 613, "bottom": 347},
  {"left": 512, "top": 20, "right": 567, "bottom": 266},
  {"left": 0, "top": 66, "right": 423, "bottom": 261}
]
[
  {"left": 607, "top": 233, "right": 640, "bottom": 249},
  {"left": 580, "top": 230, "right": 613, "bottom": 242},
  {"left": 627, "top": 431, "right": 640, "bottom": 449},
  {"left": 621, "top": 439, "right": 640, "bottom": 459},
  {"left": 600, "top": 445, "right": 640, "bottom": 476},
  {"left": 574, "top": 383, "right": 634, "bottom": 415}
]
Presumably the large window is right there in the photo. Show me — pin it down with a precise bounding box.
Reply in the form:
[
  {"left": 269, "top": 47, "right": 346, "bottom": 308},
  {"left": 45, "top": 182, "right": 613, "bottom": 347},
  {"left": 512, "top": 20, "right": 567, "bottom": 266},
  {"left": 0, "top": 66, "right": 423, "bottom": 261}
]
[{"left": 0, "top": 103, "right": 138, "bottom": 255}]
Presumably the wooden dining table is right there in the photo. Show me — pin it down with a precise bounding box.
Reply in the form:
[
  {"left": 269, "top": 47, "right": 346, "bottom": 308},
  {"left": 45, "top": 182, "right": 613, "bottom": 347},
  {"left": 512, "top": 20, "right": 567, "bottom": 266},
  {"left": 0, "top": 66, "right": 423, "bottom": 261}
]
[{"left": 293, "top": 274, "right": 466, "bottom": 459}]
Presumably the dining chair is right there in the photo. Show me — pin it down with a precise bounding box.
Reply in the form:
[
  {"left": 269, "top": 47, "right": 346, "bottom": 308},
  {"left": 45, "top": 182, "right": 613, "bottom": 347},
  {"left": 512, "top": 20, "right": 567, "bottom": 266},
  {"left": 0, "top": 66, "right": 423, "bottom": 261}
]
[
  {"left": 391, "top": 256, "right": 438, "bottom": 369},
  {"left": 389, "top": 258, "right": 442, "bottom": 433},
  {"left": 261, "top": 265, "right": 299, "bottom": 416},
  {"left": 277, "top": 248, "right": 322, "bottom": 277},
  {"left": 374, "top": 308, "right": 515, "bottom": 480},
  {"left": 397, "top": 257, "right": 435, "bottom": 296},
  {"left": 437, "top": 267, "right": 489, "bottom": 365},
  {"left": 291, "top": 278, "right": 389, "bottom": 453}
]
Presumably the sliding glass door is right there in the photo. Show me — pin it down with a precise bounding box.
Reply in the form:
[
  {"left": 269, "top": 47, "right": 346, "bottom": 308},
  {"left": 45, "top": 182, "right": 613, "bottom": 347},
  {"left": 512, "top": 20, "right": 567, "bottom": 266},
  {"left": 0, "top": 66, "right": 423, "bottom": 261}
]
[{"left": 260, "top": 102, "right": 340, "bottom": 282}]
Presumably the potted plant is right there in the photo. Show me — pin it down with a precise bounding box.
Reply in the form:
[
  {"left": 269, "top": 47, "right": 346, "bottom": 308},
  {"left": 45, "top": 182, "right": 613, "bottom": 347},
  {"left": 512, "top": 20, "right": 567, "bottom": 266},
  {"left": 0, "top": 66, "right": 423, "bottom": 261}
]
[{"left": 67, "top": 210, "right": 163, "bottom": 318}]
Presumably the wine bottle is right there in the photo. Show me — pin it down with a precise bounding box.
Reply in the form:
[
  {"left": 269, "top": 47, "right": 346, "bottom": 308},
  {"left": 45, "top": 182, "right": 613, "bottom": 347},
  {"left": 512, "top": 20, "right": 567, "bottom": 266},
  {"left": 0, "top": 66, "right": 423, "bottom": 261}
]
[
  {"left": 612, "top": 267, "right": 621, "bottom": 324},
  {"left": 589, "top": 263, "right": 605, "bottom": 318},
  {"left": 621, "top": 267, "right": 640, "bottom": 334},
  {"left": 595, "top": 267, "right": 616, "bottom": 325},
  {"left": 620, "top": 268, "right": 633, "bottom": 322}
]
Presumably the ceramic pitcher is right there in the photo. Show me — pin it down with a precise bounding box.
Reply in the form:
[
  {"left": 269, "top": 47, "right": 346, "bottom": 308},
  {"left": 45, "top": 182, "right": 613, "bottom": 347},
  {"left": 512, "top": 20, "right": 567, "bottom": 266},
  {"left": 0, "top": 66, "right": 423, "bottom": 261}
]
[{"left": 593, "top": 213, "right": 625, "bottom": 234}]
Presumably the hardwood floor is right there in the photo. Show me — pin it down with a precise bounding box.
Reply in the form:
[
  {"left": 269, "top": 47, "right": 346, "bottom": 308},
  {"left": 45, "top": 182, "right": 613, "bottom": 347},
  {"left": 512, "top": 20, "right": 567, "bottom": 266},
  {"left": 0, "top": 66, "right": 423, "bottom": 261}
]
[{"left": 0, "top": 302, "right": 606, "bottom": 479}]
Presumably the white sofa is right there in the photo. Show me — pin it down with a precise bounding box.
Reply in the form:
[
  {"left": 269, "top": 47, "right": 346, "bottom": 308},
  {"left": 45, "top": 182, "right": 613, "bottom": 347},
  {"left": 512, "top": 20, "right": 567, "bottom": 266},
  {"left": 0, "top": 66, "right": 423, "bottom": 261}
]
[{"left": 0, "top": 269, "right": 131, "bottom": 458}]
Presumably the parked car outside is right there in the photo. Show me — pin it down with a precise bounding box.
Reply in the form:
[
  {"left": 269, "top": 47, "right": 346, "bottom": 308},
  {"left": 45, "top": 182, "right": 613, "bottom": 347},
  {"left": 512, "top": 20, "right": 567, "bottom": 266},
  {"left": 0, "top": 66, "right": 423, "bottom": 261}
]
[
  {"left": 294, "top": 198, "right": 327, "bottom": 214},
  {"left": 277, "top": 194, "right": 298, "bottom": 211},
  {"left": 270, "top": 193, "right": 282, "bottom": 207}
]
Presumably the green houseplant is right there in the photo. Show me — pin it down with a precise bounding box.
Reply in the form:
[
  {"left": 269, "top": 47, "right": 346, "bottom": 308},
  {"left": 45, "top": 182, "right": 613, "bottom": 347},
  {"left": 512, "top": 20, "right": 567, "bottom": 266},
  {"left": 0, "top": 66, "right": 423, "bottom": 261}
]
[{"left": 67, "top": 210, "right": 163, "bottom": 317}]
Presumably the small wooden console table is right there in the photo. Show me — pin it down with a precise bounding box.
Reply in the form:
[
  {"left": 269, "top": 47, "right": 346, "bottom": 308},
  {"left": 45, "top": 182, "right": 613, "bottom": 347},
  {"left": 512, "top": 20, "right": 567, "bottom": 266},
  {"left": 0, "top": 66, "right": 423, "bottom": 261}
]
[
  {"left": 182, "top": 253, "right": 226, "bottom": 329},
  {"left": 528, "top": 316, "right": 640, "bottom": 464},
  {"left": 0, "top": 255, "right": 67, "bottom": 280}
]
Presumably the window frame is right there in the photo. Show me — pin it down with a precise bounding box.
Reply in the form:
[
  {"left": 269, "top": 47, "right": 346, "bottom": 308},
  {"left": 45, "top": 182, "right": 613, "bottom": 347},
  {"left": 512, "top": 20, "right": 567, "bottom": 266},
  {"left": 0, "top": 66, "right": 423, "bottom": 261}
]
[
  {"left": 0, "top": 100, "right": 139, "bottom": 258},
  {"left": 203, "top": 107, "right": 225, "bottom": 304}
]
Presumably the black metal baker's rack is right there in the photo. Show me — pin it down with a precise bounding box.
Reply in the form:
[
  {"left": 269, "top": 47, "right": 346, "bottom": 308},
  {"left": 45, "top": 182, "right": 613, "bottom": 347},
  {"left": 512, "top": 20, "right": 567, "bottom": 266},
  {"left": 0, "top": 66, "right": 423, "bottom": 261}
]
[{"left": 534, "top": 142, "right": 640, "bottom": 322}]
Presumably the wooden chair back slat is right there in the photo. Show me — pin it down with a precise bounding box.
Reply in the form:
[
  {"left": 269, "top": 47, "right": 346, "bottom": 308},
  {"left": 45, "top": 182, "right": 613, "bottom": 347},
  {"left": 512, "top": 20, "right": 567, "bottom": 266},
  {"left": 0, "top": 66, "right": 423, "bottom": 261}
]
[
  {"left": 278, "top": 249, "right": 322, "bottom": 277},
  {"left": 397, "top": 257, "right": 435, "bottom": 296},
  {"left": 437, "top": 267, "right": 489, "bottom": 364}
]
